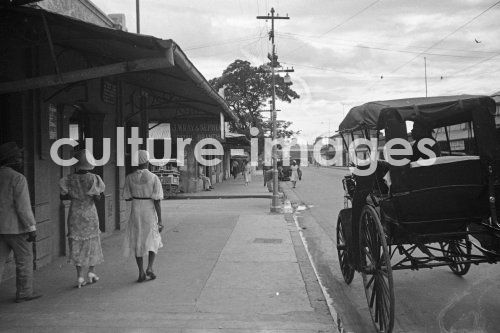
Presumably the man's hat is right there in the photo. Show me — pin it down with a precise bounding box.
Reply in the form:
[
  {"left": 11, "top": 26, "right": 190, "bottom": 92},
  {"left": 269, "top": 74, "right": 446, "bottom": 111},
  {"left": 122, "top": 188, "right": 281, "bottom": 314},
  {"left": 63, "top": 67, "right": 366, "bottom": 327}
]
[{"left": 0, "top": 142, "right": 23, "bottom": 163}]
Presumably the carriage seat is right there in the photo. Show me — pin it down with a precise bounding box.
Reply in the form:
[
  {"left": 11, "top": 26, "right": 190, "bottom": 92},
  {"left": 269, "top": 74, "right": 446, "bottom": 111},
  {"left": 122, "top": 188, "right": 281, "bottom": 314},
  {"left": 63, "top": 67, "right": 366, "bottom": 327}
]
[
  {"left": 384, "top": 155, "right": 481, "bottom": 191},
  {"left": 387, "top": 155, "right": 487, "bottom": 228},
  {"left": 409, "top": 155, "right": 479, "bottom": 168}
]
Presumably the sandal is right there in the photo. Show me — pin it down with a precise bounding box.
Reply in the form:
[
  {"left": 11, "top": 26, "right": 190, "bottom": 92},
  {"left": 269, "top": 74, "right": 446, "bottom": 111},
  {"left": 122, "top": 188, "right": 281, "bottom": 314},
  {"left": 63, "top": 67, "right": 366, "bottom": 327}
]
[
  {"left": 146, "top": 269, "right": 157, "bottom": 280},
  {"left": 77, "top": 277, "right": 87, "bottom": 288},
  {"left": 137, "top": 272, "right": 146, "bottom": 283},
  {"left": 88, "top": 272, "right": 100, "bottom": 284}
]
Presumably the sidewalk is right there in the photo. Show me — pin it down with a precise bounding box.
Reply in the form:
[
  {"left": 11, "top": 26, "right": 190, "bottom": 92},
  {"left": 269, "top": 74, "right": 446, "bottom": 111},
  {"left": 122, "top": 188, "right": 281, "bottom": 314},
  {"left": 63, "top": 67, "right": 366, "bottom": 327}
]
[
  {"left": 0, "top": 185, "right": 336, "bottom": 332},
  {"left": 175, "top": 173, "right": 272, "bottom": 199}
]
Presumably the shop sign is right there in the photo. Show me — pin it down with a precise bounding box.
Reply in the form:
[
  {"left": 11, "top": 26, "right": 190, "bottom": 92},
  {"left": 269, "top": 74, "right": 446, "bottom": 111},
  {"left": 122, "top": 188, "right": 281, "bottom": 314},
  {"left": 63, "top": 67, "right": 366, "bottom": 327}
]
[
  {"left": 101, "top": 79, "right": 117, "bottom": 105},
  {"left": 48, "top": 104, "right": 58, "bottom": 140},
  {"left": 170, "top": 120, "right": 221, "bottom": 139}
]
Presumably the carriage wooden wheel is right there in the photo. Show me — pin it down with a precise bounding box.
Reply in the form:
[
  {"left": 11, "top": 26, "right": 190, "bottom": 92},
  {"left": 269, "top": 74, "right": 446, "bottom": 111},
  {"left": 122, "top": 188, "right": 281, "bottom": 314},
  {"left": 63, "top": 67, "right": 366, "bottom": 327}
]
[
  {"left": 440, "top": 236, "right": 472, "bottom": 276},
  {"left": 337, "top": 214, "right": 355, "bottom": 284},
  {"left": 359, "top": 205, "right": 395, "bottom": 333}
]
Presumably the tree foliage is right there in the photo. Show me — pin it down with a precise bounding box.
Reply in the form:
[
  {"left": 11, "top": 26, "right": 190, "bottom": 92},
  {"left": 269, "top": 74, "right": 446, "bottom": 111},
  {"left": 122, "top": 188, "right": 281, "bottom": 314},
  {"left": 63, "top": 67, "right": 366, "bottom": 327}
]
[{"left": 209, "top": 59, "right": 300, "bottom": 138}]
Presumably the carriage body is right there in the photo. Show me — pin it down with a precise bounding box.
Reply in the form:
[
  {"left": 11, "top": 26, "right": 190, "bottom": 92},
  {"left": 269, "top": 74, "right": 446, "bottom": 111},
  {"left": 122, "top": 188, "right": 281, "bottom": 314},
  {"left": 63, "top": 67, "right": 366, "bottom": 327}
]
[{"left": 335, "top": 95, "right": 500, "bottom": 333}]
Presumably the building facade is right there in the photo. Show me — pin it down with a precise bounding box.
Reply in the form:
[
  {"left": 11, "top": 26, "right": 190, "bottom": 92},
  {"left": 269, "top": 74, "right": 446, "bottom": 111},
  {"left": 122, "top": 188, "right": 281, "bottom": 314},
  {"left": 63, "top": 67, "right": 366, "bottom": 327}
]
[{"left": 0, "top": 3, "right": 236, "bottom": 274}]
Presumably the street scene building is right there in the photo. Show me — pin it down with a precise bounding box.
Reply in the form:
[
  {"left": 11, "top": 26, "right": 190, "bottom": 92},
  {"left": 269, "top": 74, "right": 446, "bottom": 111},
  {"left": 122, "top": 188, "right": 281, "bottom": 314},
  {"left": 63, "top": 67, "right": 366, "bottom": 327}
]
[
  {"left": 1, "top": 1, "right": 500, "bottom": 333},
  {"left": 0, "top": 2, "right": 237, "bottom": 271}
]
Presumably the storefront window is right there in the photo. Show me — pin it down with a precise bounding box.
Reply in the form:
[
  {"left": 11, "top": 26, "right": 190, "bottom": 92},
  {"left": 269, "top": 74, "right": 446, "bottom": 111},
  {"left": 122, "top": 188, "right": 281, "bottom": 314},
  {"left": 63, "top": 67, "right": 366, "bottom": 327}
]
[{"left": 69, "top": 123, "right": 80, "bottom": 141}]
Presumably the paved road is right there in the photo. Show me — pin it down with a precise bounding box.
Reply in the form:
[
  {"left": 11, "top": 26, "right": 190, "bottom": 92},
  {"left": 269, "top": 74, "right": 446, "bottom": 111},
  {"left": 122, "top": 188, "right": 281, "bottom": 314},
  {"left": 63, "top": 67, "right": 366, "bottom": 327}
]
[{"left": 287, "top": 166, "right": 500, "bottom": 333}]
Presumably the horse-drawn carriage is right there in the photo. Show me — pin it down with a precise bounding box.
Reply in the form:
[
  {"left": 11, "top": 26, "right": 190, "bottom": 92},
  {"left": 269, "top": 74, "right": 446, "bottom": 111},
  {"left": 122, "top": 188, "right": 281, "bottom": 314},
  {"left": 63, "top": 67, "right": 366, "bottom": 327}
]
[{"left": 336, "top": 95, "right": 500, "bottom": 333}]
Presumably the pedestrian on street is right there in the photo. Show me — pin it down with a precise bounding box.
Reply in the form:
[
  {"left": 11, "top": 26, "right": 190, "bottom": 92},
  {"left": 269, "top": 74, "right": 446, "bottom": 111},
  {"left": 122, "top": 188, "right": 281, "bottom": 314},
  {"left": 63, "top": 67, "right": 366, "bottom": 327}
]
[
  {"left": 243, "top": 161, "right": 252, "bottom": 186},
  {"left": 290, "top": 160, "right": 301, "bottom": 189},
  {"left": 0, "top": 142, "right": 42, "bottom": 303},
  {"left": 123, "top": 150, "right": 164, "bottom": 282},
  {"left": 199, "top": 165, "right": 214, "bottom": 191},
  {"left": 59, "top": 149, "right": 105, "bottom": 288},
  {"left": 231, "top": 160, "right": 239, "bottom": 179},
  {"left": 263, "top": 165, "right": 271, "bottom": 187},
  {"left": 265, "top": 168, "right": 273, "bottom": 192}
]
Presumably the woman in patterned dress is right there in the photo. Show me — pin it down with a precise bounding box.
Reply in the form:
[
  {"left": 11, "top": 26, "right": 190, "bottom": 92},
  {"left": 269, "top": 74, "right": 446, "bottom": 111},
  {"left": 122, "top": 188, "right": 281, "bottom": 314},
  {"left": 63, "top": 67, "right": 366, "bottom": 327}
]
[
  {"left": 123, "top": 150, "right": 164, "bottom": 282},
  {"left": 59, "top": 149, "right": 105, "bottom": 288}
]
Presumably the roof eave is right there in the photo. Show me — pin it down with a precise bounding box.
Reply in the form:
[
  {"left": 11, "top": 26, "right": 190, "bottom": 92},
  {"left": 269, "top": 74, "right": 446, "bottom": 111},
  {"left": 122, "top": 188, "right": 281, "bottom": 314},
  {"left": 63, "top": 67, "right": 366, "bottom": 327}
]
[{"left": 171, "top": 44, "right": 238, "bottom": 122}]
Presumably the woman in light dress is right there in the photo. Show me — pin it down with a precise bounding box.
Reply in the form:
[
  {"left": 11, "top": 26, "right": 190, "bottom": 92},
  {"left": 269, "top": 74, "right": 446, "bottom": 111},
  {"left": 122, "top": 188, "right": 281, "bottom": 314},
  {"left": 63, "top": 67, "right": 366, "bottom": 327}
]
[
  {"left": 59, "top": 149, "right": 105, "bottom": 288},
  {"left": 243, "top": 161, "right": 252, "bottom": 186},
  {"left": 123, "top": 150, "right": 164, "bottom": 282},
  {"left": 290, "top": 160, "right": 299, "bottom": 188}
]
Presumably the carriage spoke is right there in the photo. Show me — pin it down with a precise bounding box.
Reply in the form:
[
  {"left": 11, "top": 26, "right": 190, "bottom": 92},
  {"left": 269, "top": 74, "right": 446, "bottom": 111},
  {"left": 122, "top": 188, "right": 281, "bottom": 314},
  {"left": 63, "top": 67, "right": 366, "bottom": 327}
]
[
  {"left": 442, "top": 238, "right": 472, "bottom": 276},
  {"left": 360, "top": 205, "right": 394, "bottom": 333},
  {"left": 374, "top": 284, "right": 380, "bottom": 323},
  {"left": 369, "top": 280, "right": 377, "bottom": 308},
  {"left": 366, "top": 274, "right": 376, "bottom": 289},
  {"left": 337, "top": 215, "right": 355, "bottom": 285},
  {"left": 365, "top": 250, "right": 376, "bottom": 266}
]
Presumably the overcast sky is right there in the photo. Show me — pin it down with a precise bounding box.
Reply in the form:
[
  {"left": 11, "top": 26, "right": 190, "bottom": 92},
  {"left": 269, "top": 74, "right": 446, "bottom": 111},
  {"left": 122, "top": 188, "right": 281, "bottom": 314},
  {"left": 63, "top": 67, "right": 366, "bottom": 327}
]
[{"left": 93, "top": 0, "right": 500, "bottom": 143}]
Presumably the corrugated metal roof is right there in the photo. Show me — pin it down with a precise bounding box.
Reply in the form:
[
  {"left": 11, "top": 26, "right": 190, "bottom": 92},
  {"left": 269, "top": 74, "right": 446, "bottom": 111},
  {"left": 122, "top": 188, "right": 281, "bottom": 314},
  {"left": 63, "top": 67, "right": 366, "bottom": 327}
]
[
  {"left": 0, "top": 6, "right": 238, "bottom": 122},
  {"left": 149, "top": 124, "right": 171, "bottom": 139}
]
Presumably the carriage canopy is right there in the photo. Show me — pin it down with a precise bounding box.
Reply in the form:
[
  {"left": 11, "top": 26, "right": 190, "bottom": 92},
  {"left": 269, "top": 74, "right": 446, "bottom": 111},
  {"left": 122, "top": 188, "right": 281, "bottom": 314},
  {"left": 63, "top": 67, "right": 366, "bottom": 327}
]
[{"left": 339, "top": 95, "right": 496, "bottom": 132}]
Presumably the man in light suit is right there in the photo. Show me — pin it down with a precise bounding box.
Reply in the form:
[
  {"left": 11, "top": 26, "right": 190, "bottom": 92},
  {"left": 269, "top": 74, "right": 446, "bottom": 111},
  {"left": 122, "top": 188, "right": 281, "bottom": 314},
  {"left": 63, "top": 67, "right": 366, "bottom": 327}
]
[{"left": 0, "top": 142, "right": 41, "bottom": 303}]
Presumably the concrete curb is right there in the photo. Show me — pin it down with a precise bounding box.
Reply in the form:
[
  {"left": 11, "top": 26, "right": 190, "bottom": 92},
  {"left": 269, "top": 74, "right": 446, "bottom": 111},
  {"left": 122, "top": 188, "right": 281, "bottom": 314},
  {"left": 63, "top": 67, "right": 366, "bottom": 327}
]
[
  {"left": 281, "top": 183, "right": 345, "bottom": 333},
  {"left": 168, "top": 194, "right": 273, "bottom": 200}
]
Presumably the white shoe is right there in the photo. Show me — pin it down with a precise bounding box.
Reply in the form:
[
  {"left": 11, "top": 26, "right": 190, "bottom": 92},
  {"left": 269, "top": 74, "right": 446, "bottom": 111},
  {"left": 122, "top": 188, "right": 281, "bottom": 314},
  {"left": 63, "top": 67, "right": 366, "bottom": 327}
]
[
  {"left": 88, "top": 272, "right": 100, "bottom": 284},
  {"left": 77, "top": 277, "right": 87, "bottom": 288}
]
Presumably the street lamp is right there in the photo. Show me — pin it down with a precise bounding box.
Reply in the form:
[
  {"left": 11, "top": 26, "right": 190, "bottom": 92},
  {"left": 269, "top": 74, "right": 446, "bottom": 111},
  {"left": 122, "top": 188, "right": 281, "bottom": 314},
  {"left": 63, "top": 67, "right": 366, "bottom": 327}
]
[{"left": 283, "top": 73, "right": 292, "bottom": 84}]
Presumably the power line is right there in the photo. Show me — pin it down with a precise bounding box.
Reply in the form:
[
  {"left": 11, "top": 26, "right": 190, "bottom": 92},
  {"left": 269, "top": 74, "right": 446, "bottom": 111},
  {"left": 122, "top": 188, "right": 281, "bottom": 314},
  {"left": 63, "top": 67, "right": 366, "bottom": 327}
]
[
  {"left": 319, "top": 0, "right": 381, "bottom": 37},
  {"left": 187, "top": 37, "right": 266, "bottom": 59},
  {"left": 451, "top": 53, "right": 500, "bottom": 76},
  {"left": 184, "top": 35, "right": 261, "bottom": 51},
  {"left": 279, "top": 61, "right": 461, "bottom": 82},
  {"left": 277, "top": 32, "right": 500, "bottom": 56},
  {"left": 280, "top": 61, "right": 360, "bottom": 75},
  {"left": 389, "top": 0, "right": 500, "bottom": 74},
  {"left": 276, "top": 33, "right": 496, "bottom": 59},
  {"left": 280, "top": 0, "right": 381, "bottom": 58}
]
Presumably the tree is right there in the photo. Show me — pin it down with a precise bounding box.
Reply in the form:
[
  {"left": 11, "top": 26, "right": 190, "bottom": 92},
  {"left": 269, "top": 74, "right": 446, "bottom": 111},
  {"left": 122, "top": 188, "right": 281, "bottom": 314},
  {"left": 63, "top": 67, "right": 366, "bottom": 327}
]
[{"left": 209, "top": 59, "right": 300, "bottom": 139}]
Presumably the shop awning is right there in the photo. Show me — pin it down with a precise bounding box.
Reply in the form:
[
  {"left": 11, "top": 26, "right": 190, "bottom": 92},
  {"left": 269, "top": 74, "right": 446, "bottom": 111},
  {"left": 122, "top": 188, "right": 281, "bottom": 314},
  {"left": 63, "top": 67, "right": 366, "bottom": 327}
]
[
  {"left": 0, "top": 6, "right": 237, "bottom": 121},
  {"left": 224, "top": 132, "right": 250, "bottom": 149}
]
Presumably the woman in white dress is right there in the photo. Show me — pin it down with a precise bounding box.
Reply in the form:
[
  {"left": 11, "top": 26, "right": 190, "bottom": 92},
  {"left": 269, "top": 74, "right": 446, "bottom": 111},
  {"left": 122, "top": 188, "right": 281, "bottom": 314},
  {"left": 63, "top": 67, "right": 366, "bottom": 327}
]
[
  {"left": 243, "top": 161, "right": 252, "bottom": 186},
  {"left": 290, "top": 160, "right": 299, "bottom": 188},
  {"left": 123, "top": 150, "right": 164, "bottom": 282}
]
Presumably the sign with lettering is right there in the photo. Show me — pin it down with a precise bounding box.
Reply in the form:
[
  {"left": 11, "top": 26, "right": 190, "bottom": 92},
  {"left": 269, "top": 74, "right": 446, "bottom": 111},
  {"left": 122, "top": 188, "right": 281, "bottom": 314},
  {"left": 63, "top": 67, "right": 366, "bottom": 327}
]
[
  {"left": 170, "top": 120, "right": 221, "bottom": 139},
  {"left": 48, "top": 104, "right": 57, "bottom": 140},
  {"left": 101, "top": 79, "right": 117, "bottom": 105}
]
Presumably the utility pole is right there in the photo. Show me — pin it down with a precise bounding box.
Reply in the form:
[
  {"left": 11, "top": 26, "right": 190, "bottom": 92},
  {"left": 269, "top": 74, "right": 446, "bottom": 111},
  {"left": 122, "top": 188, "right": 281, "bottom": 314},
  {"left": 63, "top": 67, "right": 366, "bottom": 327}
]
[
  {"left": 424, "top": 57, "right": 428, "bottom": 97},
  {"left": 136, "top": 0, "right": 140, "bottom": 34},
  {"left": 257, "top": 8, "right": 290, "bottom": 213}
]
